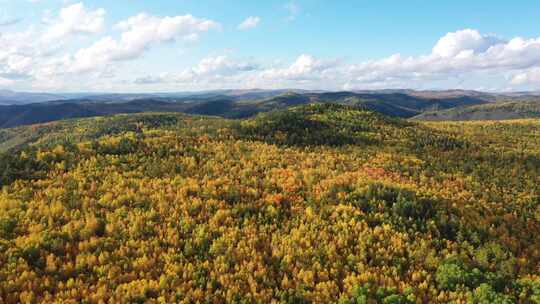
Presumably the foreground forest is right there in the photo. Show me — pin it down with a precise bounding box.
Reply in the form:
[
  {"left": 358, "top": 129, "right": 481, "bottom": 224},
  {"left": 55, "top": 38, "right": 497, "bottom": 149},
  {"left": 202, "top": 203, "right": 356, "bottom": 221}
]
[{"left": 0, "top": 104, "right": 539, "bottom": 303}]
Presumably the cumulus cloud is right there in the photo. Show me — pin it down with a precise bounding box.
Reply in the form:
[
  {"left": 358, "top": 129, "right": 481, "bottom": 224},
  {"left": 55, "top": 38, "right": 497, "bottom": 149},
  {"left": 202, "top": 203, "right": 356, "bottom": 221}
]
[
  {"left": 135, "top": 28, "right": 540, "bottom": 91},
  {"left": 0, "top": 30, "right": 44, "bottom": 81},
  {"left": 43, "top": 2, "right": 106, "bottom": 41},
  {"left": 67, "top": 13, "right": 220, "bottom": 73},
  {"left": 511, "top": 68, "right": 540, "bottom": 85},
  {"left": 115, "top": 13, "right": 219, "bottom": 42},
  {"left": 0, "top": 4, "right": 220, "bottom": 90},
  {"left": 5, "top": 20, "right": 540, "bottom": 91},
  {"left": 194, "top": 55, "right": 258, "bottom": 75},
  {"left": 261, "top": 54, "right": 337, "bottom": 81},
  {"left": 134, "top": 55, "right": 259, "bottom": 85},
  {"left": 342, "top": 29, "right": 540, "bottom": 89},
  {"left": 114, "top": 26, "right": 540, "bottom": 91},
  {"left": 432, "top": 29, "right": 504, "bottom": 58},
  {"left": 238, "top": 16, "right": 260, "bottom": 30},
  {"left": 250, "top": 30, "right": 540, "bottom": 90}
]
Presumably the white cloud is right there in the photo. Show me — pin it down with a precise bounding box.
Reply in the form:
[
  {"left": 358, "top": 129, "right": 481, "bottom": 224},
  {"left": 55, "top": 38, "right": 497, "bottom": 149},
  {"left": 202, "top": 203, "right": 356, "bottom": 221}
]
[
  {"left": 115, "top": 13, "right": 219, "bottom": 42},
  {"left": 238, "top": 16, "right": 260, "bottom": 30},
  {"left": 5, "top": 19, "right": 540, "bottom": 92},
  {"left": 43, "top": 2, "right": 105, "bottom": 41},
  {"left": 260, "top": 54, "right": 337, "bottom": 81},
  {"left": 511, "top": 68, "right": 540, "bottom": 85},
  {"left": 0, "top": 30, "right": 44, "bottom": 80},
  {"left": 0, "top": 5, "right": 220, "bottom": 90},
  {"left": 194, "top": 55, "right": 258, "bottom": 75},
  {"left": 133, "top": 54, "right": 339, "bottom": 91},
  {"left": 432, "top": 29, "right": 504, "bottom": 58},
  {"left": 29, "top": 26, "right": 540, "bottom": 91},
  {"left": 341, "top": 30, "right": 540, "bottom": 90},
  {"left": 242, "top": 29, "right": 540, "bottom": 90},
  {"left": 135, "top": 55, "right": 259, "bottom": 85},
  {"left": 66, "top": 13, "right": 220, "bottom": 73}
]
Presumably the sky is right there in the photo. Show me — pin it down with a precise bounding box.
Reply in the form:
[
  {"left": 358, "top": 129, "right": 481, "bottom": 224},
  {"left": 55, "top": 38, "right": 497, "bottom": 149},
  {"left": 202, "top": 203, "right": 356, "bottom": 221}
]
[{"left": 1, "top": 0, "right": 540, "bottom": 92}]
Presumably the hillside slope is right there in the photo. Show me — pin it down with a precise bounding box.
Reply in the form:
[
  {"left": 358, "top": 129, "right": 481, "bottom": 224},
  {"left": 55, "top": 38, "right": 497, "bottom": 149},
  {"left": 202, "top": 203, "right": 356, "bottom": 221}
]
[
  {"left": 0, "top": 105, "right": 539, "bottom": 303},
  {"left": 0, "top": 99, "right": 234, "bottom": 129},
  {"left": 413, "top": 100, "right": 540, "bottom": 121}
]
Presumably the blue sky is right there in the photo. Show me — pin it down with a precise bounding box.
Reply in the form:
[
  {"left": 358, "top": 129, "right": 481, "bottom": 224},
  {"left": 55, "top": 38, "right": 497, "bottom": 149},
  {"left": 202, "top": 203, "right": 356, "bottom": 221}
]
[{"left": 1, "top": 0, "right": 540, "bottom": 92}]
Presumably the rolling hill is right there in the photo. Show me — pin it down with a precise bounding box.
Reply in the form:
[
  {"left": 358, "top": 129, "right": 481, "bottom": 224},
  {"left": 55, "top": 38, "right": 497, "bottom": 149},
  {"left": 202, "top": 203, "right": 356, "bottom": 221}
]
[
  {"left": 414, "top": 100, "right": 540, "bottom": 121},
  {"left": 0, "top": 91, "right": 491, "bottom": 128}
]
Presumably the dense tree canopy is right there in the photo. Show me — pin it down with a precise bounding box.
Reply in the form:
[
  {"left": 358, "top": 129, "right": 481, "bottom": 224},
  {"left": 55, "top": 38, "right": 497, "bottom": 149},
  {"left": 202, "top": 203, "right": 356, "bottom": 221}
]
[{"left": 0, "top": 105, "right": 539, "bottom": 303}]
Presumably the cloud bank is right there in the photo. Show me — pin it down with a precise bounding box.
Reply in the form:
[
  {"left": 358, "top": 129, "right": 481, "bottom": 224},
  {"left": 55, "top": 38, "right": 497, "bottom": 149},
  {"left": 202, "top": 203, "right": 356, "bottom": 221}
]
[{"left": 133, "top": 29, "right": 540, "bottom": 91}]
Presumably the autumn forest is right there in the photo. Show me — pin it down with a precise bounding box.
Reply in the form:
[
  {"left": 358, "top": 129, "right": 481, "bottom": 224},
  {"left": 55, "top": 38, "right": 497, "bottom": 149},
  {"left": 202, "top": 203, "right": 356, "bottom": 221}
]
[{"left": 0, "top": 104, "right": 539, "bottom": 303}]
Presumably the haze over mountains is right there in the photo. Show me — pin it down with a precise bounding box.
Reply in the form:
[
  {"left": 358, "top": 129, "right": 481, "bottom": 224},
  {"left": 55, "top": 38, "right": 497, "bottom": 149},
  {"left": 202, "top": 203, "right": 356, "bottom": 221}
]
[
  {"left": 1, "top": 89, "right": 540, "bottom": 128},
  {"left": 3, "top": 88, "right": 540, "bottom": 104},
  {"left": 0, "top": 90, "right": 66, "bottom": 105},
  {"left": 0, "top": 89, "right": 309, "bottom": 105}
]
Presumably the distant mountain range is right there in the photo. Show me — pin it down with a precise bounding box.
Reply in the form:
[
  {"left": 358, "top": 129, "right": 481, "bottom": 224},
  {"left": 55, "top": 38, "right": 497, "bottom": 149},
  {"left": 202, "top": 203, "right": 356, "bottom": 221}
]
[
  {"left": 0, "top": 90, "right": 66, "bottom": 105},
  {"left": 1, "top": 89, "right": 540, "bottom": 127},
  {"left": 0, "top": 89, "right": 310, "bottom": 105}
]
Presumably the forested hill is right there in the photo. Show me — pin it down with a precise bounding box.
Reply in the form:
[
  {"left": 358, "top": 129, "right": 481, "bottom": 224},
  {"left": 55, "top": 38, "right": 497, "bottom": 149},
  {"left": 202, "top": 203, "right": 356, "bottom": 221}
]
[
  {"left": 0, "top": 91, "right": 489, "bottom": 128},
  {"left": 0, "top": 104, "right": 539, "bottom": 303},
  {"left": 413, "top": 100, "right": 540, "bottom": 121}
]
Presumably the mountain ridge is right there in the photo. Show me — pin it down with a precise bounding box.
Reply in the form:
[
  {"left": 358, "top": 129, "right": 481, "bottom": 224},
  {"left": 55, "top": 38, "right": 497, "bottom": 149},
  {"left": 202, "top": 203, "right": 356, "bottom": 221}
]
[
  {"left": 413, "top": 100, "right": 540, "bottom": 121},
  {"left": 3, "top": 88, "right": 540, "bottom": 105},
  {"left": 2, "top": 89, "right": 540, "bottom": 127},
  {"left": 0, "top": 90, "right": 491, "bottom": 128}
]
